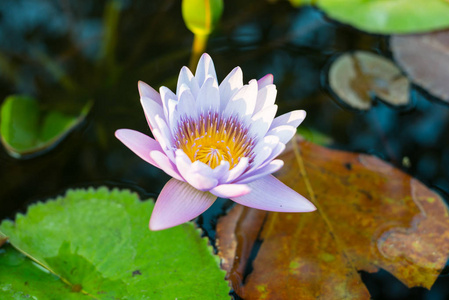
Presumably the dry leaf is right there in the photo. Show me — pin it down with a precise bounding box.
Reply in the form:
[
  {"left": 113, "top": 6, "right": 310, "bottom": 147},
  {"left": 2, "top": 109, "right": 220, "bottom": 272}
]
[
  {"left": 391, "top": 31, "right": 449, "bottom": 103},
  {"left": 329, "top": 51, "right": 410, "bottom": 110},
  {"left": 217, "top": 137, "right": 449, "bottom": 299}
]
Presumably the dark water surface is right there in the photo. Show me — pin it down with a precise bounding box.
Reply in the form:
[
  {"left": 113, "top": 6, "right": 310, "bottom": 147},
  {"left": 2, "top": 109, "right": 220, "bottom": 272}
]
[{"left": 1, "top": 1, "right": 448, "bottom": 299}]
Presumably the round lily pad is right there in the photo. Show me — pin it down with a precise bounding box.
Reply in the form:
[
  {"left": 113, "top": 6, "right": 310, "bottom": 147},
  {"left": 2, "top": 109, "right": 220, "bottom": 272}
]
[{"left": 0, "top": 187, "right": 230, "bottom": 299}]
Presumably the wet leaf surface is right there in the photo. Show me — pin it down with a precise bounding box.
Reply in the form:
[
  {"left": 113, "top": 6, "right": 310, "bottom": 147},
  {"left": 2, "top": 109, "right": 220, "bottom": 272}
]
[
  {"left": 315, "top": 0, "right": 449, "bottom": 34},
  {"left": 0, "top": 231, "right": 6, "bottom": 248},
  {"left": 391, "top": 30, "right": 449, "bottom": 104},
  {"left": 0, "top": 95, "right": 92, "bottom": 159},
  {"left": 217, "top": 137, "right": 449, "bottom": 299},
  {"left": 328, "top": 51, "right": 409, "bottom": 110},
  {"left": 0, "top": 187, "right": 230, "bottom": 299}
]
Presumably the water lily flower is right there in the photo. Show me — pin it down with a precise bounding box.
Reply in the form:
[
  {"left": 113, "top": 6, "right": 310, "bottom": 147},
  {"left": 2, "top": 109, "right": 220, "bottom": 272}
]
[{"left": 115, "top": 53, "right": 316, "bottom": 230}]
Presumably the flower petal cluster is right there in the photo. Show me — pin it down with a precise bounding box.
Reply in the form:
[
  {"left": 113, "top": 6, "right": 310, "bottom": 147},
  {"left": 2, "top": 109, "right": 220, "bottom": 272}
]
[{"left": 116, "top": 54, "right": 316, "bottom": 230}]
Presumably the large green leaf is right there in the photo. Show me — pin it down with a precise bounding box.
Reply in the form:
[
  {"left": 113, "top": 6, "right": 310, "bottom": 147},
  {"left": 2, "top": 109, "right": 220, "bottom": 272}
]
[
  {"left": 0, "top": 95, "right": 91, "bottom": 158},
  {"left": 0, "top": 187, "right": 230, "bottom": 299},
  {"left": 315, "top": 0, "right": 449, "bottom": 34},
  {"left": 0, "top": 244, "right": 84, "bottom": 300}
]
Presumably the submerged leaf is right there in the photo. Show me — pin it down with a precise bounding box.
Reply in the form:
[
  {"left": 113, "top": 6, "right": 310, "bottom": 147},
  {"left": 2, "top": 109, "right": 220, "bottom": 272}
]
[
  {"left": 0, "top": 187, "right": 230, "bottom": 299},
  {"left": 217, "top": 137, "right": 449, "bottom": 299},
  {"left": 315, "top": 0, "right": 449, "bottom": 34},
  {"left": 0, "top": 95, "right": 92, "bottom": 158},
  {"left": 391, "top": 30, "right": 449, "bottom": 103},
  {"left": 329, "top": 51, "right": 409, "bottom": 110}
]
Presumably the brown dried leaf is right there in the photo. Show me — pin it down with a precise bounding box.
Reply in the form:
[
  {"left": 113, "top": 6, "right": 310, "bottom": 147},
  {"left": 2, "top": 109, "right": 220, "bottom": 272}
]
[
  {"left": 217, "top": 137, "right": 449, "bottom": 299},
  {"left": 391, "top": 30, "right": 449, "bottom": 103},
  {"left": 329, "top": 51, "right": 410, "bottom": 110}
]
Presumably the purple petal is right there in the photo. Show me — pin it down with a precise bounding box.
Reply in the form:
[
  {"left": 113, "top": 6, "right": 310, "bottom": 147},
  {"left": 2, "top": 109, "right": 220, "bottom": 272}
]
[
  {"left": 175, "top": 150, "right": 219, "bottom": 191},
  {"left": 231, "top": 175, "right": 316, "bottom": 212},
  {"left": 235, "top": 159, "right": 284, "bottom": 184},
  {"left": 149, "top": 178, "right": 217, "bottom": 230},
  {"left": 115, "top": 129, "right": 162, "bottom": 166},
  {"left": 210, "top": 183, "right": 251, "bottom": 198},
  {"left": 138, "top": 81, "right": 162, "bottom": 105},
  {"left": 149, "top": 151, "right": 184, "bottom": 181},
  {"left": 257, "top": 74, "right": 273, "bottom": 89}
]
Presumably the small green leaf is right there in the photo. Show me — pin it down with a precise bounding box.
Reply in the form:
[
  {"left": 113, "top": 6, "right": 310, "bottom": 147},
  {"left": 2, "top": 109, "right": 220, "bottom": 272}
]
[
  {"left": 182, "top": 0, "right": 224, "bottom": 36},
  {"left": 316, "top": 0, "right": 449, "bottom": 34},
  {"left": 0, "top": 231, "right": 6, "bottom": 248},
  {"left": 0, "top": 187, "right": 230, "bottom": 299},
  {"left": 0, "top": 95, "right": 92, "bottom": 158},
  {"left": 297, "top": 127, "right": 333, "bottom": 146}
]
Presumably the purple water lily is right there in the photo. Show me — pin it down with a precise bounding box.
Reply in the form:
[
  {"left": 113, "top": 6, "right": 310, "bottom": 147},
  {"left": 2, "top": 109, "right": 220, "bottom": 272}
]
[{"left": 115, "top": 53, "right": 316, "bottom": 230}]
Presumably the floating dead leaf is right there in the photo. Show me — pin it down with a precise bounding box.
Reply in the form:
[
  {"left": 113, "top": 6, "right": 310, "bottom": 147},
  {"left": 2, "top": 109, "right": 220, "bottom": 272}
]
[
  {"left": 328, "top": 51, "right": 410, "bottom": 110},
  {"left": 217, "top": 137, "right": 449, "bottom": 299},
  {"left": 391, "top": 31, "right": 449, "bottom": 103}
]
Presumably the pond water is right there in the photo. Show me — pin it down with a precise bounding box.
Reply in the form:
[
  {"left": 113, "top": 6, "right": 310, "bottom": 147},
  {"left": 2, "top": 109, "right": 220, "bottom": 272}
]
[{"left": 1, "top": 0, "right": 448, "bottom": 299}]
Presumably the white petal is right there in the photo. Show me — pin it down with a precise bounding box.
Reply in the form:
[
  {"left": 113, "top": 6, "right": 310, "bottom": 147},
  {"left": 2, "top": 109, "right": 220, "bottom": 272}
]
[
  {"left": 266, "top": 125, "right": 297, "bottom": 144},
  {"left": 253, "top": 84, "right": 277, "bottom": 115},
  {"left": 219, "top": 67, "right": 243, "bottom": 111},
  {"left": 195, "top": 53, "right": 217, "bottom": 88},
  {"left": 270, "top": 110, "right": 306, "bottom": 129},
  {"left": 222, "top": 157, "right": 249, "bottom": 183},
  {"left": 210, "top": 184, "right": 251, "bottom": 198},
  {"left": 159, "top": 86, "right": 177, "bottom": 121},
  {"left": 224, "top": 79, "right": 258, "bottom": 121},
  {"left": 140, "top": 97, "right": 164, "bottom": 131},
  {"left": 231, "top": 175, "right": 316, "bottom": 212},
  {"left": 251, "top": 135, "right": 279, "bottom": 168},
  {"left": 177, "top": 87, "right": 198, "bottom": 120},
  {"left": 196, "top": 76, "right": 220, "bottom": 113},
  {"left": 248, "top": 104, "right": 278, "bottom": 140},
  {"left": 149, "top": 178, "right": 216, "bottom": 231},
  {"left": 257, "top": 74, "right": 273, "bottom": 89},
  {"left": 177, "top": 66, "right": 200, "bottom": 97}
]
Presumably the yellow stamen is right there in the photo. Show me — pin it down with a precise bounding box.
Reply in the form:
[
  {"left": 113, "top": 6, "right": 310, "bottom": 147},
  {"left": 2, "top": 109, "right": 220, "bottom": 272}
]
[{"left": 174, "top": 112, "right": 254, "bottom": 169}]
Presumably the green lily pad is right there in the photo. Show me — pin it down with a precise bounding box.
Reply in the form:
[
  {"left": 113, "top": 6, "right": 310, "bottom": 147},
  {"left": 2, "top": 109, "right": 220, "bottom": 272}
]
[
  {"left": 0, "top": 244, "right": 85, "bottom": 300},
  {"left": 0, "top": 95, "right": 92, "bottom": 159},
  {"left": 0, "top": 187, "right": 230, "bottom": 299},
  {"left": 315, "top": 0, "right": 449, "bottom": 34}
]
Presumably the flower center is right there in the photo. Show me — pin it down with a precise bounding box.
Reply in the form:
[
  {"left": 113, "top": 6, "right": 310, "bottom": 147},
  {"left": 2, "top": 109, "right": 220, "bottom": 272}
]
[{"left": 174, "top": 112, "right": 255, "bottom": 169}]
